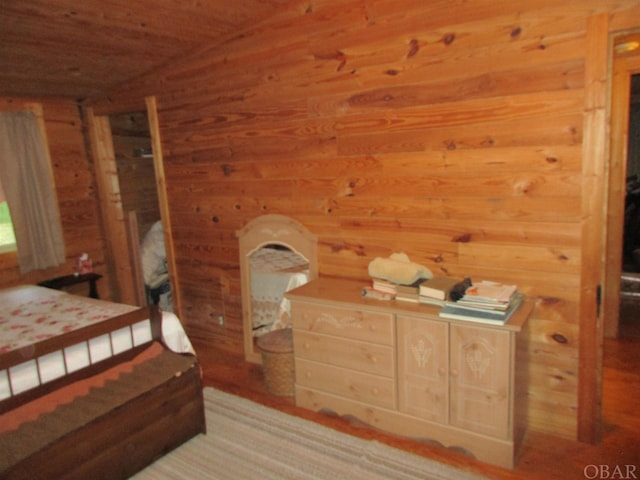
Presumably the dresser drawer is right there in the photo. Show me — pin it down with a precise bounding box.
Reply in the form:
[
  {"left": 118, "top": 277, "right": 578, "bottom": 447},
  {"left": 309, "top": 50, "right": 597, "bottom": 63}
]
[
  {"left": 292, "top": 302, "right": 393, "bottom": 345},
  {"left": 295, "top": 358, "right": 396, "bottom": 409},
  {"left": 294, "top": 330, "right": 394, "bottom": 377}
]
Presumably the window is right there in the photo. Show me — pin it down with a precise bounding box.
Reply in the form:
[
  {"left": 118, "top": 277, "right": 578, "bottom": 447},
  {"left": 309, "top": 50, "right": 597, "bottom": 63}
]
[
  {"left": 0, "top": 110, "right": 65, "bottom": 271},
  {"left": 0, "top": 181, "right": 16, "bottom": 253}
]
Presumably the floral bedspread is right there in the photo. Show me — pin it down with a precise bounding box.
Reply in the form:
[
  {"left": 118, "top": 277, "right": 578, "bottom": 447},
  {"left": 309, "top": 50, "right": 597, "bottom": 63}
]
[{"left": 0, "top": 285, "right": 136, "bottom": 355}]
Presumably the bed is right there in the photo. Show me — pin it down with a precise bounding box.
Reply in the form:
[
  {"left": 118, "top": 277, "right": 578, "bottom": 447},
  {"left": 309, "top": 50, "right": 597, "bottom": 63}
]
[{"left": 0, "top": 285, "right": 205, "bottom": 480}]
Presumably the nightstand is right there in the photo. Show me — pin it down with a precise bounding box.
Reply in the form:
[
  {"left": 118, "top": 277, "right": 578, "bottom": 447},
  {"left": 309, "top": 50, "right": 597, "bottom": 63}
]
[{"left": 38, "top": 272, "right": 103, "bottom": 299}]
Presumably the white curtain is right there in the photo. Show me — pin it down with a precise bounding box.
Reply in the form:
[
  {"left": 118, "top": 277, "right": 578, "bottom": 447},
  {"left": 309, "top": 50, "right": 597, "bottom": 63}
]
[{"left": 0, "top": 111, "right": 65, "bottom": 273}]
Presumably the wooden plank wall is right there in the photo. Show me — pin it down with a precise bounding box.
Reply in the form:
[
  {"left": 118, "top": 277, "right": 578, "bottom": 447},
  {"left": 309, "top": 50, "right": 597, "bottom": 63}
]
[
  {"left": 0, "top": 97, "right": 111, "bottom": 299},
  {"left": 89, "top": 0, "right": 640, "bottom": 439}
]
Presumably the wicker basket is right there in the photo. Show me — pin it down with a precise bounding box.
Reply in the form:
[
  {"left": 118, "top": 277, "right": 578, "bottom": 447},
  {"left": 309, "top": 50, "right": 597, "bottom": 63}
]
[{"left": 256, "top": 328, "right": 294, "bottom": 396}]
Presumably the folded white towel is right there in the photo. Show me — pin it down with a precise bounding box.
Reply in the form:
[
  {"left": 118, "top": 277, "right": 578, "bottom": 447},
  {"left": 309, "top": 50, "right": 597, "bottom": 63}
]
[{"left": 368, "top": 252, "right": 433, "bottom": 285}]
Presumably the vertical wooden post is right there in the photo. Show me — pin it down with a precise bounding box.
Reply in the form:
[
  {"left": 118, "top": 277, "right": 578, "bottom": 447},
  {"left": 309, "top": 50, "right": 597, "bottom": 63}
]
[
  {"left": 145, "top": 96, "right": 182, "bottom": 317},
  {"left": 85, "top": 107, "right": 138, "bottom": 305},
  {"left": 126, "top": 210, "right": 147, "bottom": 306},
  {"left": 578, "top": 13, "right": 609, "bottom": 444}
]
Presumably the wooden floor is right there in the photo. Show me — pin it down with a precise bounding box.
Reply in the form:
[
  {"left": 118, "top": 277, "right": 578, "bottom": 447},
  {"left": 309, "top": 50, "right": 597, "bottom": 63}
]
[{"left": 194, "top": 300, "right": 640, "bottom": 480}]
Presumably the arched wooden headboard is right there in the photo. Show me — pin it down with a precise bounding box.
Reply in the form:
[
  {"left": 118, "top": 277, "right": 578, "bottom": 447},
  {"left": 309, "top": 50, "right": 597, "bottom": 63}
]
[{"left": 236, "top": 214, "right": 318, "bottom": 363}]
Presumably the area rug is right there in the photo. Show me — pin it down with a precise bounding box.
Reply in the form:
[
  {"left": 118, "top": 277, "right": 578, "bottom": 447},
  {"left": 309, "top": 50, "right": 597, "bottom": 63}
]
[{"left": 131, "top": 387, "right": 488, "bottom": 480}]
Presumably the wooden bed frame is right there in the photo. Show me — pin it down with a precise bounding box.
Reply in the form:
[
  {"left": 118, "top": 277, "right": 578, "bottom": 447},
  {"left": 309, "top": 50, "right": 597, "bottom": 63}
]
[{"left": 0, "top": 304, "right": 206, "bottom": 480}]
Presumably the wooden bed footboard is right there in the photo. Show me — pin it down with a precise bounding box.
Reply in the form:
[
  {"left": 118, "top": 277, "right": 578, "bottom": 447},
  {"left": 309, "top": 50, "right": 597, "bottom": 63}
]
[
  {"left": 0, "top": 303, "right": 206, "bottom": 479},
  {"left": 2, "top": 358, "right": 205, "bottom": 480},
  {"left": 0, "top": 305, "right": 162, "bottom": 372},
  {"left": 0, "top": 305, "right": 162, "bottom": 410}
]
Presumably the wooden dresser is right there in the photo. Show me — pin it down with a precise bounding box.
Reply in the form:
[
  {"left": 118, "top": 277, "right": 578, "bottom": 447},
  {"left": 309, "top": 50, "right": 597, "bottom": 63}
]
[{"left": 286, "top": 277, "right": 532, "bottom": 468}]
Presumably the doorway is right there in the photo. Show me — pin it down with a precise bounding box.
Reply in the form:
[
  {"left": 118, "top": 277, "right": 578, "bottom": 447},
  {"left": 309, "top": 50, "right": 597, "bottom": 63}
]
[
  {"left": 86, "top": 97, "right": 179, "bottom": 313},
  {"left": 619, "top": 72, "right": 640, "bottom": 338},
  {"left": 605, "top": 34, "right": 640, "bottom": 340},
  {"left": 601, "top": 40, "right": 640, "bottom": 462},
  {"left": 109, "top": 110, "right": 172, "bottom": 310}
]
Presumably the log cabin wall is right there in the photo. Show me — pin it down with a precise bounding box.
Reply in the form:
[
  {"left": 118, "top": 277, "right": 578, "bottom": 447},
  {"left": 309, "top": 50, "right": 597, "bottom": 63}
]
[
  {"left": 0, "top": 97, "right": 112, "bottom": 299},
  {"left": 88, "top": 0, "right": 640, "bottom": 440}
]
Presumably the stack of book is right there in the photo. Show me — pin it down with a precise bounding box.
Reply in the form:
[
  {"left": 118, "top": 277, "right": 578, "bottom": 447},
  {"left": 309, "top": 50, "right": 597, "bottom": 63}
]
[
  {"left": 361, "top": 278, "right": 397, "bottom": 300},
  {"left": 438, "top": 280, "right": 524, "bottom": 325},
  {"left": 362, "top": 278, "right": 430, "bottom": 302},
  {"left": 418, "top": 276, "right": 463, "bottom": 306}
]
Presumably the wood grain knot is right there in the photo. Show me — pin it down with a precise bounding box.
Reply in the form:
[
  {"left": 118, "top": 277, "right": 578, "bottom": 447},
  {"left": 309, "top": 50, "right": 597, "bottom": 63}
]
[
  {"left": 331, "top": 242, "right": 345, "bottom": 253},
  {"left": 454, "top": 233, "right": 472, "bottom": 243},
  {"left": 551, "top": 333, "right": 568, "bottom": 344},
  {"left": 510, "top": 27, "right": 522, "bottom": 39},
  {"left": 408, "top": 39, "right": 420, "bottom": 58},
  {"left": 443, "top": 33, "right": 455, "bottom": 45},
  {"left": 540, "top": 296, "right": 561, "bottom": 305}
]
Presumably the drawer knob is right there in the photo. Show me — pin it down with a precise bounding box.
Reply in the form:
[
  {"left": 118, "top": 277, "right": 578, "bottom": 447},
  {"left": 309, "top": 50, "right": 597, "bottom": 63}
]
[
  {"left": 304, "top": 342, "right": 310, "bottom": 349},
  {"left": 305, "top": 371, "right": 312, "bottom": 379},
  {"left": 438, "top": 367, "right": 446, "bottom": 376},
  {"left": 371, "top": 387, "right": 379, "bottom": 395},
  {"left": 370, "top": 356, "right": 378, "bottom": 364},
  {"left": 451, "top": 369, "right": 459, "bottom": 377}
]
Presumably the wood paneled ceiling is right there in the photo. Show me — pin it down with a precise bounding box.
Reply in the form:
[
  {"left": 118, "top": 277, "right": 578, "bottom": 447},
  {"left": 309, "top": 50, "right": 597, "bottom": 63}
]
[{"left": 0, "top": 0, "right": 290, "bottom": 101}]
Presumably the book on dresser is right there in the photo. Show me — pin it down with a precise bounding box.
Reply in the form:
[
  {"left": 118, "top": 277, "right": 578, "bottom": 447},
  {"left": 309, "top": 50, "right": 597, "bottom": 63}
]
[
  {"left": 462, "top": 280, "right": 518, "bottom": 304},
  {"left": 395, "top": 291, "right": 420, "bottom": 303},
  {"left": 361, "top": 286, "right": 395, "bottom": 300},
  {"left": 394, "top": 278, "right": 425, "bottom": 303},
  {"left": 439, "top": 291, "right": 524, "bottom": 325},
  {"left": 418, "top": 276, "right": 462, "bottom": 301},
  {"left": 371, "top": 278, "right": 398, "bottom": 295}
]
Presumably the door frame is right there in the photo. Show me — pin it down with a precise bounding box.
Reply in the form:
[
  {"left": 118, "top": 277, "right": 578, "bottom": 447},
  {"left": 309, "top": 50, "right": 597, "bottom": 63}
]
[
  {"left": 85, "top": 96, "right": 180, "bottom": 315},
  {"left": 146, "top": 96, "right": 181, "bottom": 316},
  {"left": 582, "top": 26, "right": 640, "bottom": 445},
  {"left": 578, "top": 14, "right": 609, "bottom": 445},
  {"left": 86, "top": 106, "right": 136, "bottom": 304},
  {"left": 604, "top": 33, "right": 640, "bottom": 339}
]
